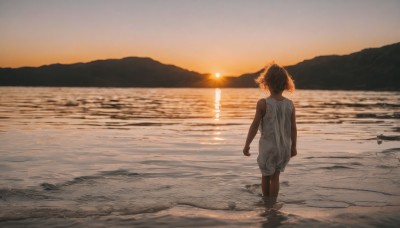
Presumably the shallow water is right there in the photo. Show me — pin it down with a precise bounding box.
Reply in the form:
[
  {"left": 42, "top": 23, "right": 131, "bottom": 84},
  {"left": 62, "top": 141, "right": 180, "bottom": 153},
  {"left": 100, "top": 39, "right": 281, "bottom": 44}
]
[{"left": 0, "top": 87, "right": 399, "bottom": 227}]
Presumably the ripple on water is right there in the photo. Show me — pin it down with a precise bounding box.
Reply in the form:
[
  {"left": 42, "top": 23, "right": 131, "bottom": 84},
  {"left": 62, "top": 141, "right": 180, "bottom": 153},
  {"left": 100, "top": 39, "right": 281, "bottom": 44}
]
[{"left": 1, "top": 88, "right": 400, "bottom": 227}]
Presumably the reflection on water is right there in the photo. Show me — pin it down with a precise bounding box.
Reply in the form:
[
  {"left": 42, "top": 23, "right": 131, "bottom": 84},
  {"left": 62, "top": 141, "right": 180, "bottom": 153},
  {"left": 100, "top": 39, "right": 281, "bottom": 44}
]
[
  {"left": 213, "top": 88, "right": 223, "bottom": 141},
  {"left": 0, "top": 87, "right": 399, "bottom": 227},
  {"left": 214, "top": 88, "right": 221, "bottom": 121},
  {"left": 0, "top": 87, "right": 398, "bottom": 133}
]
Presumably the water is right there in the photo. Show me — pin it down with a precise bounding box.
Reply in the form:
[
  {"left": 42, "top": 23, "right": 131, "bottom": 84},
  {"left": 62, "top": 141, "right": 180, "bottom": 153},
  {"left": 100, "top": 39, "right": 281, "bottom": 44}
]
[{"left": 0, "top": 87, "right": 399, "bottom": 227}]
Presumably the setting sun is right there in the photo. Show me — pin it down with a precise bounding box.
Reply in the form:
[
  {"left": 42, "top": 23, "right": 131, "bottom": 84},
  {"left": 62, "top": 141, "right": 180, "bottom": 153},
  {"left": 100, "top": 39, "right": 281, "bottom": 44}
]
[{"left": 215, "top": 72, "right": 221, "bottom": 79}]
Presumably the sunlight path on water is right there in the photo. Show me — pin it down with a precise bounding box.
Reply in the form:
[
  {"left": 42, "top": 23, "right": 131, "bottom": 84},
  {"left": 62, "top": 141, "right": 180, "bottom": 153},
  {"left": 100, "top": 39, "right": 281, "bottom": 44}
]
[{"left": 0, "top": 87, "right": 399, "bottom": 227}]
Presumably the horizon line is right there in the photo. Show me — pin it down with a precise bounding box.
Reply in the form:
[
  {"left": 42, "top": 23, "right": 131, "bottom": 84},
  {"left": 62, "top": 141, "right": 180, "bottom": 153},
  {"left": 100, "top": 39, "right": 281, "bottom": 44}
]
[{"left": 1, "top": 41, "right": 398, "bottom": 77}]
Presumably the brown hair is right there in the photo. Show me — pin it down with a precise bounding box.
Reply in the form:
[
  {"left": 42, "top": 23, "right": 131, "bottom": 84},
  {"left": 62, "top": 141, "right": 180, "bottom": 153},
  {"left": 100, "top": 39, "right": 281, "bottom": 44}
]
[{"left": 255, "top": 63, "right": 295, "bottom": 93}]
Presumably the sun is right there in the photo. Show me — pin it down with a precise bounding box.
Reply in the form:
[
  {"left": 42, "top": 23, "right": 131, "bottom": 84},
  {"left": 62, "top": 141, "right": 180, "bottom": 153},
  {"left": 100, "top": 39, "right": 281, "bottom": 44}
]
[{"left": 215, "top": 72, "right": 221, "bottom": 79}]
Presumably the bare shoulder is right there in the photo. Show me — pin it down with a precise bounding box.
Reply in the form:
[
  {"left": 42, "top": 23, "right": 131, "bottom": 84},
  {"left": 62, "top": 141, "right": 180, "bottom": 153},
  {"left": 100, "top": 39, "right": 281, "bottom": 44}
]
[
  {"left": 284, "top": 97, "right": 295, "bottom": 109},
  {"left": 257, "top": 98, "right": 266, "bottom": 107},
  {"left": 256, "top": 98, "right": 266, "bottom": 113},
  {"left": 289, "top": 99, "right": 296, "bottom": 113}
]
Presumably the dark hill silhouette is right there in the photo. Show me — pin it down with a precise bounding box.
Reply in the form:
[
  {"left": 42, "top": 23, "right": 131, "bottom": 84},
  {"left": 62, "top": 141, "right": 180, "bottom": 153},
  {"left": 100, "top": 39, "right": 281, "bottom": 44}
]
[
  {"left": 0, "top": 42, "right": 399, "bottom": 90},
  {"left": 0, "top": 57, "right": 208, "bottom": 87},
  {"left": 229, "top": 42, "right": 400, "bottom": 91}
]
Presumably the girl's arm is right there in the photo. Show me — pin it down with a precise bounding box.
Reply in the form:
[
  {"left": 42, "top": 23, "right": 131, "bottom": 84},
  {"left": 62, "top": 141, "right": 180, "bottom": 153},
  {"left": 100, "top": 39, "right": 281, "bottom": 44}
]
[
  {"left": 243, "top": 99, "right": 265, "bottom": 156},
  {"left": 291, "top": 104, "right": 297, "bottom": 157}
]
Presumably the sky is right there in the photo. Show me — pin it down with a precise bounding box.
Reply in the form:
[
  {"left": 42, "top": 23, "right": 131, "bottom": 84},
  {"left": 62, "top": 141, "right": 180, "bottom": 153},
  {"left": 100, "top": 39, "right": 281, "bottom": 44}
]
[{"left": 0, "top": 0, "right": 399, "bottom": 76}]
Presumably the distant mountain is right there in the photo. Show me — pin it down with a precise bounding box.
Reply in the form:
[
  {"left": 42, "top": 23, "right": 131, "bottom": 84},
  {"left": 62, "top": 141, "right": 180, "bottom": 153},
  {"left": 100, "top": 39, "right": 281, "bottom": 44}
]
[
  {"left": 229, "top": 42, "right": 400, "bottom": 91},
  {"left": 0, "top": 57, "right": 209, "bottom": 87},
  {"left": 1, "top": 42, "right": 399, "bottom": 90}
]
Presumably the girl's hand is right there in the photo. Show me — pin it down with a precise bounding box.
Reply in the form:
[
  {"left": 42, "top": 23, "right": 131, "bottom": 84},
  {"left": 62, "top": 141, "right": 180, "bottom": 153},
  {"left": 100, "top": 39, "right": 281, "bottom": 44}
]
[
  {"left": 291, "top": 147, "right": 297, "bottom": 157},
  {"left": 243, "top": 146, "right": 251, "bottom": 156}
]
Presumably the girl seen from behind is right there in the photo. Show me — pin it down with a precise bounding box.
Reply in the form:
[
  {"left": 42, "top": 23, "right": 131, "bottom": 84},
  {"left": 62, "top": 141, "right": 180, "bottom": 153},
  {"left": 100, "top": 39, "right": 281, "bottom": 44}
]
[{"left": 243, "top": 64, "right": 297, "bottom": 200}]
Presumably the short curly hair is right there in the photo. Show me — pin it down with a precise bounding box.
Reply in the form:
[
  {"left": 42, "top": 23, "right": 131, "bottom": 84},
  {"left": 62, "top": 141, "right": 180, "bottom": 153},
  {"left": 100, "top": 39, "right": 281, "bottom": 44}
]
[{"left": 256, "top": 63, "right": 295, "bottom": 93}]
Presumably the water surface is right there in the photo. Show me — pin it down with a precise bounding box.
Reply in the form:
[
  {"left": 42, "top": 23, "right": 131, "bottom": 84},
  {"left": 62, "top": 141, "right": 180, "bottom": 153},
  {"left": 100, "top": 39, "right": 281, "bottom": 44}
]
[{"left": 0, "top": 87, "right": 399, "bottom": 227}]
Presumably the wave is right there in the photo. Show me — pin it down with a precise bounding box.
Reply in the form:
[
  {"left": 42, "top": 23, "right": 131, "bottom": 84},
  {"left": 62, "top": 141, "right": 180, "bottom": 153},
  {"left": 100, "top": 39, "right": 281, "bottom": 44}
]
[
  {"left": 0, "top": 204, "right": 173, "bottom": 222},
  {"left": 0, "top": 169, "right": 141, "bottom": 206},
  {"left": 323, "top": 102, "right": 400, "bottom": 108},
  {"left": 381, "top": 148, "right": 400, "bottom": 154},
  {"left": 317, "top": 186, "right": 395, "bottom": 196},
  {"left": 39, "top": 169, "right": 140, "bottom": 191},
  {"left": 376, "top": 164, "right": 399, "bottom": 169},
  {"left": 377, "top": 135, "right": 400, "bottom": 141},
  {"left": 0, "top": 188, "right": 58, "bottom": 201},
  {"left": 320, "top": 165, "right": 354, "bottom": 170},
  {"left": 187, "top": 123, "right": 243, "bottom": 126},
  {"left": 304, "top": 156, "right": 358, "bottom": 159},
  {"left": 356, "top": 113, "right": 400, "bottom": 119}
]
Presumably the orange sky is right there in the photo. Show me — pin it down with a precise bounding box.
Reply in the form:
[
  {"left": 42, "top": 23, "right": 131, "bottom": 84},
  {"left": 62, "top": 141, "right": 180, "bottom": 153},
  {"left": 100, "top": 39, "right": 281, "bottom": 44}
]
[{"left": 1, "top": 0, "right": 399, "bottom": 76}]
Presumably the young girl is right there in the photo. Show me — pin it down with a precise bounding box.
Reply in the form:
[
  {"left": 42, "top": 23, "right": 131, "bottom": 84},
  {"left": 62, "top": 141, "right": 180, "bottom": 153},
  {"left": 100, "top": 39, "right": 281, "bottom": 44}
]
[{"left": 243, "top": 63, "right": 297, "bottom": 198}]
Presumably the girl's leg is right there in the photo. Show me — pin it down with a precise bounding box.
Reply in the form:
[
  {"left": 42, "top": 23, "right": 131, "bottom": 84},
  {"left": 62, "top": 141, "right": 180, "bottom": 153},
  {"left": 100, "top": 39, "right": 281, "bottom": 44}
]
[
  {"left": 270, "top": 170, "right": 280, "bottom": 197},
  {"left": 261, "top": 176, "right": 270, "bottom": 197}
]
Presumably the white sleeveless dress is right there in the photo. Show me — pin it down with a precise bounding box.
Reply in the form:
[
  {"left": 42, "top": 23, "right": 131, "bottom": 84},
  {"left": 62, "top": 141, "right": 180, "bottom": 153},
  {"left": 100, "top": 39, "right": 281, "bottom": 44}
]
[{"left": 257, "top": 97, "right": 293, "bottom": 176}]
